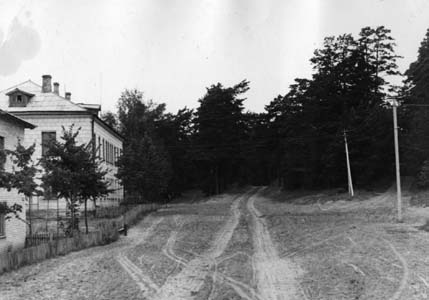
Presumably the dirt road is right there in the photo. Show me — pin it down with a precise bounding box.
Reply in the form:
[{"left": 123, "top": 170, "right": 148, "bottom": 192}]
[
  {"left": 247, "top": 194, "right": 301, "bottom": 300},
  {"left": 2, "top": 187, "right": 429, "bottom": 299}
]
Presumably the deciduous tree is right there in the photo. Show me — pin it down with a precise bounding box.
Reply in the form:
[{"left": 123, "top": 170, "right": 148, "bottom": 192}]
[{"left": 40, "top": 126, "right": 109, "bottom": 235}]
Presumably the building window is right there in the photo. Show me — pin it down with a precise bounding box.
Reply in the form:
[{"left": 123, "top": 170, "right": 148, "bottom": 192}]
[
  {"left": 9, "top": 93, "right": 28, "bottom": 107},
  {"left": 0, "top": 202, "right": 5, "bottom": 237},
  {"left": 110, "top": 144, "right": 113, "bottom": 164},
  {"left": 102, "top": 139, "right": 105, "bottom": 161},
  {"left": 0, "top": 136, "right": 4, "bottom": 169},
  {"left": 41, "top": 132, "right": 56, "bottom": 156},
  {"left": 44, "top": 186, "right": 57, "bottom": 200},
  {"left": 106, "top": 140, "right": 108, "bottom": 162},
  {"left": 106, "top": 141, "right": 109, "bottom": 163},
  {"left": 109, "top": 143, "right": 112, "bottom": 164},
  {"left": 98, "top": 136, "right": 101, "bottom": 158}
]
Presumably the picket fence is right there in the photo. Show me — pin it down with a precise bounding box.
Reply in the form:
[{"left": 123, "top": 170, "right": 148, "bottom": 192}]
[{"left": 0, "top": 203, "right": 161, "bottom": 275}]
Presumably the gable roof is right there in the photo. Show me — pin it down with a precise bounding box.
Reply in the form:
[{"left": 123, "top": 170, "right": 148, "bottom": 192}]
[
  {"left": 0, "top": 79, "right": 123, "bottom": 140},
  {"left": 5, "top": 88, "right": 35, "bottom": 97},
  {"left": 0, "top": 109, "right": 36, "bottom": 129},
  {"left": 0, "top": 80, "right": 88, "bottom": 113}
]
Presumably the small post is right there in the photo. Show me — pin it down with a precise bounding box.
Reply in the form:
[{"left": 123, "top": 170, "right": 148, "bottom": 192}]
[
  {"left": 46, "top": 197, "right": 49, "bottom": 232},
  {"left": 343, "top": 129, "right": 354, "bottom": 197},
  {"left": 57, "top": 196, "right": 59, "bottom": 238},
  {"left": 392, "top": 100, "right": 402, "bottom": 222}
]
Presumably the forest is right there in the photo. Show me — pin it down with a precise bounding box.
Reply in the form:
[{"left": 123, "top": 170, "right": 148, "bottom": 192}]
[{"left": 104, "top": 26, "right": 429, "bottom": 200}]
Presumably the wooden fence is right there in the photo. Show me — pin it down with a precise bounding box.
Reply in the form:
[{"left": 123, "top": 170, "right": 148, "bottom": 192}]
[
  {"left": 0, "top": 231, "right": 105, "bottom": 275},
  {"left": 0, "top": 203, "right": 161, "bottom": 275},
  {"left": 26, "top": 232, "right": 51, "bottom": 248}
]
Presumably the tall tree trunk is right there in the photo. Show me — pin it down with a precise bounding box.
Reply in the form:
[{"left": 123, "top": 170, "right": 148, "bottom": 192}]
[
  {"left": 70, "top": 197, "right": 75, "bottom": 237},
  {"left": 28, "top": 196, "right": 32, "bottom": 235},
  {"left": 84, "top": 199, "right": 88, "bottom": 234},
  {"left": 215, "top": 165, "right": 219, "bottom": 195},
  {"left": 69, "top": 200, "right": 73, "bottom": 237},
  {"left": 92, "top": 197, "right": 97, "bottom": 217}
]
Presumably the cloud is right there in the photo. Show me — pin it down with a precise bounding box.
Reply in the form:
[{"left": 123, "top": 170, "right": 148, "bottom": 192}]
[{"left": 0, "top": 17, "right": 41, "bottom": 76}]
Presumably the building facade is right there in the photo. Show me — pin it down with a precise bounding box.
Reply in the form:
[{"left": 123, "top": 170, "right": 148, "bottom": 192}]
[
  {"left": 0, "top": 75, "right": 123, "bottom": 209},
  {"left": 0, "top": 110, "right": 35, "bottom": 254}
]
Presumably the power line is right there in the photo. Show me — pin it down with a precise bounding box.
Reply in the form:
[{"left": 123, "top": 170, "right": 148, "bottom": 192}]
[{"left": 401, "top": 104, "right": 429, "bottom": 107}]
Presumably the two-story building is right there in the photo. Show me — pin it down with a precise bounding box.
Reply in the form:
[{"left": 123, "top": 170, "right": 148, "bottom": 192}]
[
  {"left": 0, "top": 110, "right": 35, "bottom": 254},
  {"left": 0, "top": 75, "right": 123, "bottom": 210}
]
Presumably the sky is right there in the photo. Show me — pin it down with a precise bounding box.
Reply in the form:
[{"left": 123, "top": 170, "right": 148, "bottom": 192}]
[{"left": 0, "top": 0, "right": 428, "bottom": 114}]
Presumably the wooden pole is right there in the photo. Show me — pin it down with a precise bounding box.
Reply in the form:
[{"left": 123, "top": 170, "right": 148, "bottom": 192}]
[
  {"left": 392, "top": 101, "right": 402, "bottom": 222},
  {"left": 46, "top": 197, "right": 49, "bottom": 232},
  {"left": 344, "top": 129, "right": 354, "bottom": 197},
  {"left": 57, "top": 195, "right": 59, "bottom": 238},
  {"left": 28, "top": 196, "right": 32, "bottom": 235}
]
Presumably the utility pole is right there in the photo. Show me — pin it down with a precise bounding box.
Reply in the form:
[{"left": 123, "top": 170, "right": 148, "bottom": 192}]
[
  {"left": 392, "top": 99, "right": 402, "bottom": 222},
  {"left": 343, "top": 129, "right": 354, "bottom": 197}
]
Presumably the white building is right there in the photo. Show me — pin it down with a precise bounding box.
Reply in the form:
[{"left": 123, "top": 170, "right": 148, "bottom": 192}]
[
  {"left": 0, "top": 110, "right": 35, "bottom": 254},
  {"left": 0, "top": 75, "right": 123, "bottom": 210}
]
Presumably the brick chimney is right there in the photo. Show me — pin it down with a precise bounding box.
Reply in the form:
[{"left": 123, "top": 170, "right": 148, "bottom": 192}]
[
  {"left": 53, "top": 82, "right": 60, "bottom": 95},
  {"left": 42, "top": 75, "right": 52, "bottom": 93},
  {"left": 65, "top": 92, "right": 71, "bottom": 100}
]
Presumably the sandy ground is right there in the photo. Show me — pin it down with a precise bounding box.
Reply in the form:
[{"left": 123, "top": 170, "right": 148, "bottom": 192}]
[
  {"left": 2, "top": 186, "right": 429, "bottom": 299},
  {"left": 258, "top": 187, "right": 429, "bottom": 300}
]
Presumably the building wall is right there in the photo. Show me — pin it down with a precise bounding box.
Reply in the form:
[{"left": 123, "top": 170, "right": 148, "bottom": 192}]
[
  {"left": 16, "top": 113, "right": 123, "bottom": 208},
  {"left": 0, "top": 118, "right": 27, "bottom": 255},
  {"left": 93, "top": 119, "right": 123, "bottom": 206},
  {"left": 19, "top": 114, "right": 92, "bottom": 158}
]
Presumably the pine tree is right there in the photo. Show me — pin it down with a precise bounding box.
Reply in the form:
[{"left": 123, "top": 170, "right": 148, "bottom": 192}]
[
  {"left": 402, "top": 29, "right": 429, "bottom": 177},
  {"left": 115, "top": 89, "right": 172, "bottom": 202},
  {"left": 193, "top": 80, "right": 249, "bottom": 194}
]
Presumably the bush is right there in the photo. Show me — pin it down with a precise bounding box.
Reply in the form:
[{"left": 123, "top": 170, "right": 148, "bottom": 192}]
[{"left": 416, "top": 160, "right": 429, "bottom": 189}]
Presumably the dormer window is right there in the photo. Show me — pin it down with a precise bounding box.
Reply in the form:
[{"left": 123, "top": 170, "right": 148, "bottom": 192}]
[
  {"left": 6, "top": 88, "right": 34, "bottom": 108},
  {"left": 10, "top": 93, "right": 27, "bottom": 107}
]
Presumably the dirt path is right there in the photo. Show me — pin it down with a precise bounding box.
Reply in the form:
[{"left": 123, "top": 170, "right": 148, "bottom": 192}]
[
  {"left": 0, "top": 216, "right": 164, "bottom": 300},
  {"left": 8, "top": 187, "right": 423, "bottom": 299},
  {"left": 247, "top": 194, "right": 302, "bottom": 300},
  {"left": 116, "top": 217, "right": 164, "bottom": 296},
  {"left": 152, "top": 191, "right": 252, "bottom": 300},
  {"left": 162, "top": 217, "right": 188, "bottom": 267}
]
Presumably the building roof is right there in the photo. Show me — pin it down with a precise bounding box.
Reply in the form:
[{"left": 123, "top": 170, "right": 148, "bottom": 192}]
[
  {"left": 0, "top": 109, "right": 36, "bottom": 129},
  {"left": 5, "top": 88, "right": 35, "bottom": 97},
  {"left": 94, "top": 116, "right": 124, "bottom": 141},
  {"left": 0, "top": 80, "right": 88, "bottom": 113},
  {"left": 76, "top": 103, "right": 101, "bottom": 111},
  {"left": 0, "top": 79, "right": 122, "bottom": 140}
]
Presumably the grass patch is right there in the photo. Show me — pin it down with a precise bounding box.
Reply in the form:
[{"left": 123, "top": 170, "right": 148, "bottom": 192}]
[{"left": 417, "top": 219, "right": 429, "bottom": 232}]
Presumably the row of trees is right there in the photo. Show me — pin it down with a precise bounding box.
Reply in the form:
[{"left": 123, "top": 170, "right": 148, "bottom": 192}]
[
  {"left": 402, "top": 28, "right": 429, "bottom": 188},
  {"left": 4, "top": 25, "right": 429, "bottom": 219},
  {"left": 108, "top": 25, "right": 424, "bottom": 198}
]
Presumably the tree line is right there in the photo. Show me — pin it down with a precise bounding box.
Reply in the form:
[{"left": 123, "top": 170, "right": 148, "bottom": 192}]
[
  {"left": 107, "top": 25, "right": 429, "bottom": 199},
  {"left": 2, "top": 25, "right": 429, "bottom": 219}
]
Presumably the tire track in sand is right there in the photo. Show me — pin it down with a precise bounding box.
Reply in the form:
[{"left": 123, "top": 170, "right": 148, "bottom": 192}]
[
  {"left": 162, "top": 217, "right": 189, "bottom": 267},
  {"left": 152, "top": 190, "right": 254, "bottom": 300},
  {"left": 162, "top": 216, "right": 262, "bottom": 300},
  {"left": 247, "top": 192, "right": 302, "bottom": 300},
  {"left": 116, "top": 217, "right": 164, "bottom": 296}
]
